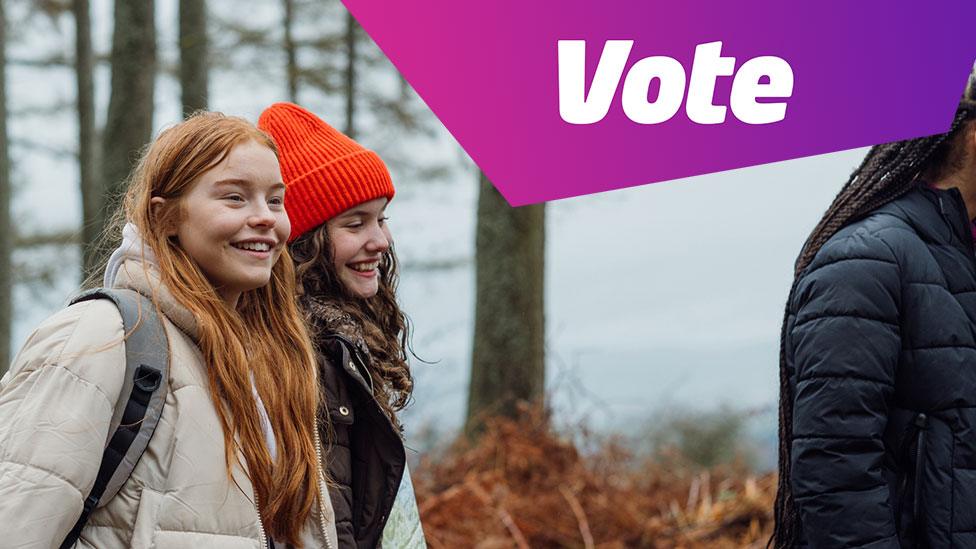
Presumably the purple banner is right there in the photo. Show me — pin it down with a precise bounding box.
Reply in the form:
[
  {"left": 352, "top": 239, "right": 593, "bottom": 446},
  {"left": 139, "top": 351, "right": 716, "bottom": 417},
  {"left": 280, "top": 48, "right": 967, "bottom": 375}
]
[{"left": 343, "top": 1, "right": 976, "bottom": 205}]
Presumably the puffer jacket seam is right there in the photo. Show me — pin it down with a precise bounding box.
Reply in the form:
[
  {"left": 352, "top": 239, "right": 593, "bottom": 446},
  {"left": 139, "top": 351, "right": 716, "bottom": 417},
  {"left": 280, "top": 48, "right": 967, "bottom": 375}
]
[
  {"left": 805, "top": 256, "right": 897, "bottom": 278},
  {"left": 2, "top": 300, "right": 122, "bottom": 416},
  {"left": 877, "top": 224, "right": 941, "bottom": 246},
  {"left": 34, "top": 361, "right": 116, "bottom": 407},
  {"left": 912, "top": 344, "right": 976, "bottom": 351},
  {"left": 858, "top": 533, "right": 900, "bottom": 545},
  {"left": 49, "top": 300, "right": 111, "bottom": 364},
  {"left": 0, "top": 458, "right": 85, "bottom": 496},
  {"left": 797, "top": 373, "right": 892, "bottom": 385},
  {"left": 0, "top": 362, "right": 116, "bottom": 460},
  {"left": 870, "top": 226, "right": 904, "bottom": 282},
  {"left": 51, "top": 300, "right": 96, "bottom": 365},
  {"left": 808, "top": 219, "right": 905, "bottom": 258},
  {"left": 1, "top": 301, "right": 109, "bottom": 392},
  {"left": 148, "top": 528, "right": 259, "bottom": 540},
  {"left": 795, "top": 483, "right": 887, "bottom": 497},
  {"left": 867, "top": 230, "right": 908, "bottom": 349},
  {"left": 905, "top": 280, "right": 968, "bottom": 289},
  {"left": 836, "top": 213, "right": 911, "bottom": 241},
  {"left": 793, "top": 312, "right": 899, "bottom": 331},
  {"left": 867, "top": 207, "right": 939, "bottom": 242},
  {"left": 793, "top": 434, "right": 883, "bottom": 441},
  {"left": 170, "top": 384, "right": 205, "bottom": 395},
  {"left": 84, "top": 523, "right": 140, "bottom": 532},
  {"left": 928, "top": 404, "right": 976, "bottom": 413}
]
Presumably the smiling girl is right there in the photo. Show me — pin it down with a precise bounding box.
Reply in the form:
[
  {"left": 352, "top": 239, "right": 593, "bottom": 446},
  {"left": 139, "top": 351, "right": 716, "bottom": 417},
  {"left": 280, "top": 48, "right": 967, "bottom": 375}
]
[
  {"left": 0, "top": 112, "right": 337, "bottom": 548},
  {"left": 259, "top": 103, "right": 418, "bottom": 548}
]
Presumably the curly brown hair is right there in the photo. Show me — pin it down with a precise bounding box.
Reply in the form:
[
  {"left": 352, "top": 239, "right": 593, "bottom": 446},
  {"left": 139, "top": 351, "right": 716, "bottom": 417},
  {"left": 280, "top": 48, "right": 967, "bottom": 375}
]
[{"left": 290, "top": 222, "right": 414, "bottom": 429}]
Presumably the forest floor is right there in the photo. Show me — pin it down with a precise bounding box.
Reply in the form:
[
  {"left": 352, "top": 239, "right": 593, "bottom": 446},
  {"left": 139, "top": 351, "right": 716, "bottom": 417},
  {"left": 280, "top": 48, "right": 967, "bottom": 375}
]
[{"left": 413, "top": 408, "right": 776, "bottom": 548}]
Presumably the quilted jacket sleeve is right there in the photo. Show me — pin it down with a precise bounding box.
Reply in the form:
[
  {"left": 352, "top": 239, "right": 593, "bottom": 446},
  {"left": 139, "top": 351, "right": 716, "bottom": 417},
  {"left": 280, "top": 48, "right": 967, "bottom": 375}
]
[
  {"left": 0, "top": 300, "right": 126, "bottom": 549},
  {"left": 788, "top": 227, "right": 902, "bottom": 549}
]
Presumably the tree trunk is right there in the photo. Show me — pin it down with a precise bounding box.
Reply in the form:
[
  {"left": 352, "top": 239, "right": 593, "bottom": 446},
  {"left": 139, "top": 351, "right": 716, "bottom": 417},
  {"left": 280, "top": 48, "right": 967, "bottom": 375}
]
[
  {"left": 179, "top": 0, "right": 208, "bottom": 115},
  {"left": 343, "top": 9, "right": 357, "bottom": 139},
  {"left": 465, "top": 171, "right": 546, "bottom": 436},
  {"left": 283, "top": 0, "right": 298, "bottom": 103},
  {"left": 98, "top": 0, "right": 155, "bottom": 269},
  {"left": 0, "top": 0, "right": 11, "bottom": 372},
  {"left": 74, "top": 0, "right": 99, "bottom": 278}
]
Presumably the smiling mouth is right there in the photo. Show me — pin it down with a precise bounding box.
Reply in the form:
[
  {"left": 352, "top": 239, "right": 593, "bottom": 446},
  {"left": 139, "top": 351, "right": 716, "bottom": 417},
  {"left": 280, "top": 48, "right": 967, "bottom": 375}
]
[
  {"left": 349, "top": 261, "right": 379, "bottom": 272},
  {"left": 232, "top": 242, "right": 273, "bottom": 252}
]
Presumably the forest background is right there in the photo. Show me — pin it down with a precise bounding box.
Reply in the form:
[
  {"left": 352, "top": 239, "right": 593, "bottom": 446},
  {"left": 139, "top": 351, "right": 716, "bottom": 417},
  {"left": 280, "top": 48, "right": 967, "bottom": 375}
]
[{"left": 0, "top": 0, "right": 866, "bottom": 545}]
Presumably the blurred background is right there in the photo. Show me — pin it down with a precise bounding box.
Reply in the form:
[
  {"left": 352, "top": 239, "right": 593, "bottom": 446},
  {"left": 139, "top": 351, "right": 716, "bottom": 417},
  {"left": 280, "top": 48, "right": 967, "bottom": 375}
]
[{"left": 0, "top": 0, "right": 867, "bottom": 545}]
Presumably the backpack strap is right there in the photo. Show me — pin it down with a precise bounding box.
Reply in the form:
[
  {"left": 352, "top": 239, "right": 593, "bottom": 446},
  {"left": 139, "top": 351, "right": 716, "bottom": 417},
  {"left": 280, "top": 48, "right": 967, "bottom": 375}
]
[{"left": 59, "top": 288, "right": 170, "bottom": 549}]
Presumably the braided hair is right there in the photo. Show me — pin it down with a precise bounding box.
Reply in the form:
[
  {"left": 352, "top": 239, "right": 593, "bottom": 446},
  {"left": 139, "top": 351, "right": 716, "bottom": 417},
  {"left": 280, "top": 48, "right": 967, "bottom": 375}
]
[{"left": 771, "top": 68, "right": 976, "bottom": 548}]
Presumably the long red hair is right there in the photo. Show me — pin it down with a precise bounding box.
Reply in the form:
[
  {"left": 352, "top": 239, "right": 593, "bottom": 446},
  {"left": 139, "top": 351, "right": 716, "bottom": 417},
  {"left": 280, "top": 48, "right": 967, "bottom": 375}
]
[{"left": 109, "top": 112, "right": 320, "bottom": 545}]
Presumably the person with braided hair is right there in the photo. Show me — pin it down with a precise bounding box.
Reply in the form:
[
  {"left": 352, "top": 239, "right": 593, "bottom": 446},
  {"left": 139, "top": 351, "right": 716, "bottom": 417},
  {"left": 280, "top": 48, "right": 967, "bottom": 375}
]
[{"left": 772, "top": 66, "right": 976, "bottom": 548}]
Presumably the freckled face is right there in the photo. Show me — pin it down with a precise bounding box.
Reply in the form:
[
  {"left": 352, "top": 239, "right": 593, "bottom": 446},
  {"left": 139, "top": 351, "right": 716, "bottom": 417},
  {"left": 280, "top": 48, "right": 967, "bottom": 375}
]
[
  {"left": 174, "top": 140, "right": 290, "bottom": 306},
  {"left": 326, "top": 197, "right": 391, "bottom": 299}
]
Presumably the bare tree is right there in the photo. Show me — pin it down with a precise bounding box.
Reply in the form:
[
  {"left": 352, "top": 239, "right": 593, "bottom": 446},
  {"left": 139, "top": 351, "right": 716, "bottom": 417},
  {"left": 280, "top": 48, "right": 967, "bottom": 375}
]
[
  {"left": 179, "top": 0, "right": 209, "bottom": 114},
  {"left": 73, "top": 0, "right": 99, "bottom": 277},
  {"left": 282, "top": 0, "right": 298, "bottom": 102},
  {"left": 0, "top": 0, "right": 11, "bottom": 372},
  {"left": 211, "top": 1, "right": 448, "bottom": 184},
  {"left": 465, "top": 172, "right": 546, "bottom": 435},
  {"left": 343, "top": 9, "right": 357, "bottom": 138},
  {"left": 98, "top": 0, "right": 155, "bottom": 269}
]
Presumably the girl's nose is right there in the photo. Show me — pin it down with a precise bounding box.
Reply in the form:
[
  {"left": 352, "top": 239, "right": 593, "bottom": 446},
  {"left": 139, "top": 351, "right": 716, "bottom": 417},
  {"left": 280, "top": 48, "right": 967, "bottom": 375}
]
[
  {"left": 365, "top": 224, "right": 390, "bottom": 252},
  {"left": 248, "top": 202, "right": 277, "bottom": 229}
]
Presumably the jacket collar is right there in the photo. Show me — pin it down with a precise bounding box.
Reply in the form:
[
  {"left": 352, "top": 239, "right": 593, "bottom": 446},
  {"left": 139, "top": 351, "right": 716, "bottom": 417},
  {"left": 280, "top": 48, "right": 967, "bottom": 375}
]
[
  {"left": 113, "top": 259, "right": 200, "bottom": 342},
  {"left": 911, "top": 184, "right": 975, "bottom": 251}
]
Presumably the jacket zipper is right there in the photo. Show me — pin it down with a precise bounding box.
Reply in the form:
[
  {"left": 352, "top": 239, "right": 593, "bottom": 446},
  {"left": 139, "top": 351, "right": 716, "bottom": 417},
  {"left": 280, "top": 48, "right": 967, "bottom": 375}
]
[
  {"left": 895, "top": 412, "right": 928, "bottom": 540},
  {"left": 251, "top": 423, "right": 333, "bottom": 549},
  {"left": 912, "top": 413, "right": 928, "bottom": 531},
  {"left": 252, "top": 486, "right": 269, "bottom": 549},
  {"left": 314, "top": 414, "right": 335, "bottom": 549}
]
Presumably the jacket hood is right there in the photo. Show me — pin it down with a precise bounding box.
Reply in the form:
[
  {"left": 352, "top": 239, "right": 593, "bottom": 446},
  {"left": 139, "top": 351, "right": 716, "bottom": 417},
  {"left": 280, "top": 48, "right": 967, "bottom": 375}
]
[{"left": 113, "top": 258, "right": 200, "bottom": 343}]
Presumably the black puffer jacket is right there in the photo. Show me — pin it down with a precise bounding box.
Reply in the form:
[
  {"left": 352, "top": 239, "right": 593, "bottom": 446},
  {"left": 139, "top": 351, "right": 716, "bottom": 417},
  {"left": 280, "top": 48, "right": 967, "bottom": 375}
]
[{"left": 786, "top": 185, "right": 976, "bottom": 548}]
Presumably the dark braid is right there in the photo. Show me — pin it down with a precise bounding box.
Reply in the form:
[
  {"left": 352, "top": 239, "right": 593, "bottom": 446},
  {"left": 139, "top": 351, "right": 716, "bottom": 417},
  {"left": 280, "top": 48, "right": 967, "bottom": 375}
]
[
  {"left": 796, "top": 108, "right": 975, "bottom": 275},
  {"left": 771, "top": 84, "right": 976, "bottom": 548}
]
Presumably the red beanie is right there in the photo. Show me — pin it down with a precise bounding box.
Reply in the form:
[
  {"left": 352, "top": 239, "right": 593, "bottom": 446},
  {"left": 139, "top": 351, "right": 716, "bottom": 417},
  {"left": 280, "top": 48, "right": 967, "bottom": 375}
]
[{"left": 257, "top": 102, "right": 395, "bottom": 241}]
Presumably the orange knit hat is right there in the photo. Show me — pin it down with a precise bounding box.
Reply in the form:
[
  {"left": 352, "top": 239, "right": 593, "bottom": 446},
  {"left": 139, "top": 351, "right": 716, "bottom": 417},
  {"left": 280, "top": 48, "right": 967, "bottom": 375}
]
[{"left": 257, "top": 102, "right": 395, "bottom": 241}]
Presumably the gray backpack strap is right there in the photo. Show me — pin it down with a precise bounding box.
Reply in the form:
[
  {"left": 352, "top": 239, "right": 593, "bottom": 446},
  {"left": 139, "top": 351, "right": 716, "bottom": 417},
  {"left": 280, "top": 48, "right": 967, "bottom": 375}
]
[{"left": 60, "top": 288, "right": 170, "bottom": 549}]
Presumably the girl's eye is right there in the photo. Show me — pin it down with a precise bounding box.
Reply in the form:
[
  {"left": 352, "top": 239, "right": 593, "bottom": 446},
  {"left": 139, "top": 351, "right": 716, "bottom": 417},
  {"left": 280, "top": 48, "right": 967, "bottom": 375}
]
[
  {"left": 346, "top": 221, "right": 363, "bottom": 229},
  {"left": 224, "top": 194, "right": 245, "bottom": 203},
  {"left": 378, "top": 216, "right": 390, "bottom": 225},
  {"left": 269, "top": 196, "right": 284, "bottom": 206}
]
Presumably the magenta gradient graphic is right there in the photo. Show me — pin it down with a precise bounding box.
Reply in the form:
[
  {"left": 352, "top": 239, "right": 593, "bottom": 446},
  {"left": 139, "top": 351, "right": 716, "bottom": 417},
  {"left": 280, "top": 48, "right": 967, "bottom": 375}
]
[{"left": 343, "top": 1, "right": 976, "bottom": 205}]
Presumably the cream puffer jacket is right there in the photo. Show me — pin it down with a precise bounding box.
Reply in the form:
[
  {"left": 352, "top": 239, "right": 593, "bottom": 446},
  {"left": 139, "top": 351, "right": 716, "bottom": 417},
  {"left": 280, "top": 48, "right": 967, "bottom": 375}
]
[{"left": 0, "top": 260, "right": 338, "bottom": 548}]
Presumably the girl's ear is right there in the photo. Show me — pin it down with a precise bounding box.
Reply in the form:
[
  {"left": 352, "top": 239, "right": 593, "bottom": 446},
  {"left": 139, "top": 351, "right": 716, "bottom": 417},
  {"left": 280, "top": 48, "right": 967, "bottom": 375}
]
[{"left": 150, "top": 196, "right": 178, "bottom": 237}]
